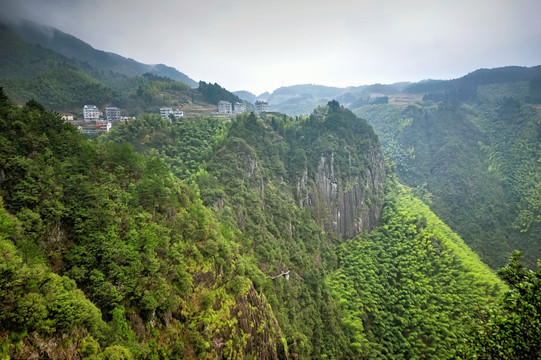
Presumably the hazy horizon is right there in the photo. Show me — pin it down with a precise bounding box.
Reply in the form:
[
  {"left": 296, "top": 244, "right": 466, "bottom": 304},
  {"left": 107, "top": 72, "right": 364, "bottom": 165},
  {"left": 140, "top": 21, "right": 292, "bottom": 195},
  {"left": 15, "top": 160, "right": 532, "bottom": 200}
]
[{"left": 2, "top": 0, "right": 540, "bottom": 95}]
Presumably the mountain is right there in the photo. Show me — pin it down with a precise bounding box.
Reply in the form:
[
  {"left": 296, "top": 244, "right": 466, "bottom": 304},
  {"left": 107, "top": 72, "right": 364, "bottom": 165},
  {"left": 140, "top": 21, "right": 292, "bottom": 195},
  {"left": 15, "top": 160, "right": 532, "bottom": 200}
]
[
  {"left": 2, "top": 18, "right": 197, "bottom": 87},
  {"left": 254, "top": 66, "right": 541, "bottom": 116},
  {"left": 1, "top": 19, "right": 539, "bottom": 358},
  {"left": 404, "top": 65, "right": 541, "bottom": 96},
  {"left": 0, "top": 90, "right": 507, "bottom": 359},
  {"left": 0, "top": 90, "right": 287, "bottom": 359},
  {"left": 104, "top": 100, "right": 504, "bottom": 358},
  {"left": 0, "top": 23, "right": 245, "bottom": 116},
  {"left": 233, "top": 90, "right": 257, "bottom": 103},
  {"left": 353, "top": 65, "right": 541, "bottom": 269},
  {"left": 258, "top": 83, "right": 406, "bottom": 115}
]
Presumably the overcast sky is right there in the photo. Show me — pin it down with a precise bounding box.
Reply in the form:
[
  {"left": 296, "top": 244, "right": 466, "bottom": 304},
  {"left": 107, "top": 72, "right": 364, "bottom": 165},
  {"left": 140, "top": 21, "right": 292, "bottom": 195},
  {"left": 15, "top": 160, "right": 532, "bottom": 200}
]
[{"left": 3, "top": 0, "right": 541, "bottom": 94}]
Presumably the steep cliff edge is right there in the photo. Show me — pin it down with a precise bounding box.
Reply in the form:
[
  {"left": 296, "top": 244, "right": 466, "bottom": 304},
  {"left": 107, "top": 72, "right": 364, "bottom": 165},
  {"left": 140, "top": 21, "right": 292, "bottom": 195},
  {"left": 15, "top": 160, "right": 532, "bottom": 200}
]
[
  {"left": 293, "top": 101, "right": 385, "bottom": 239},
  {"left": 297, "top": 140, "right": 385, "bottom": 239},
  {"left": 201, "top": 101, "right": 385, "bottom": 242}
]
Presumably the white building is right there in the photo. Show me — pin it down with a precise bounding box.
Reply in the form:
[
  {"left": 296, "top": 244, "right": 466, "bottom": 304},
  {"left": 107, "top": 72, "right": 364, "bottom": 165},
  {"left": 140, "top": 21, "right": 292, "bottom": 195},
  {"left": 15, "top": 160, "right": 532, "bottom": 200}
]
[
  {"left": 105, "top": 107, "right": 121, "bottom": 122},
  {"left": 83, "top": 105, "right": 99, "bottom": 121},
  {"left": 218, "top": 101, "right": 232, "bottom": 114},
  {"left": 160, "top": 107, "right": 173, "bottom": 118},
  {"left": 255, "top": 100, "right": 269, "bottom": 113},
  {"left": 234, "top": 102, "right": 246, "bottom": 114},
  {"left": 160, "top": 107, "right": 183, "bottom": 120}
]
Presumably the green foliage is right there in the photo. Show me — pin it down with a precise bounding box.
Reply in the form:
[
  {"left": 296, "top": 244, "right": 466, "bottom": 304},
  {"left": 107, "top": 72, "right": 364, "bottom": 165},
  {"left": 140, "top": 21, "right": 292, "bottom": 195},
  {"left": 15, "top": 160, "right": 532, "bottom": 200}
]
[
  {"left": 1, "top": 63, "right": 116, "bottom": 109},
  {"left": 0, "top": 201, "right": 105, "bottom": 357},
  {"left": 458, "top": 251, "right": 541, "bottom": 359},
  {"left": 106, "top": 113, "right": 228, "bottom": 180},
  {"left": 111, "top": 99, "right": 506, "bottom": 359},
  {"left": 0, "top": 90, "right": 283, "bottom": 359},
  {"left": 355, "top": 87, "right": 541, "bottom": 269},
  {"left": 329, "top": 182, "right": 504, "bottom": 359},
  {"left": 0, "top": 89, "right": 515, "bottom": 359},
  {"left": 133, "top": 76, "right": 191, "bottom": 110},
  {"left": 198, "top": 80, "right": 243, "bottom": 105}
]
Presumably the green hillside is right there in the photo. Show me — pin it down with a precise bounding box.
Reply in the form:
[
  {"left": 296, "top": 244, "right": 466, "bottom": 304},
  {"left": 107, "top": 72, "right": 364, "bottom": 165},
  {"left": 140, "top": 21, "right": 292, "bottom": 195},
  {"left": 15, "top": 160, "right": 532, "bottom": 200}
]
[
  {"left": 100, "top": 100, "right": 507, "bottom": 358},
  {"left": 0, "top": 91, "right": 286, "bottom": 359},
  {"left": 354, "top": 75, "right": 541, "bottom": 269},
  {"left": 329, "top": 183, "right": 503, "bottom": 359},
  {"left": 1, "top": 16, "right": 539, "bottom": 358}
]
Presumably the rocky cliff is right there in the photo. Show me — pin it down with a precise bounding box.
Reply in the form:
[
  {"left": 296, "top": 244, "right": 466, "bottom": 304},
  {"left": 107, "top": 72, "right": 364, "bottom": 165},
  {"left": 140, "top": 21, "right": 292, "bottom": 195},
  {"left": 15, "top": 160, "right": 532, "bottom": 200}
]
[
  {"left": 195, "top": 105, "right": 386, "bottom": 358},
  {"left": 297, "top": 140, "right": 385, "bottom": 239}
]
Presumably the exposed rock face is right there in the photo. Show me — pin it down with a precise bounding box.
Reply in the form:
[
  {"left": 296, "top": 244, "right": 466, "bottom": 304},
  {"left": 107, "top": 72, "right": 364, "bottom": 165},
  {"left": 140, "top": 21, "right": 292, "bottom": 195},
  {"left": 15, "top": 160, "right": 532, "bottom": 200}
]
[{"left": 297, "top": 140, "right": 385, "bottom": 239}]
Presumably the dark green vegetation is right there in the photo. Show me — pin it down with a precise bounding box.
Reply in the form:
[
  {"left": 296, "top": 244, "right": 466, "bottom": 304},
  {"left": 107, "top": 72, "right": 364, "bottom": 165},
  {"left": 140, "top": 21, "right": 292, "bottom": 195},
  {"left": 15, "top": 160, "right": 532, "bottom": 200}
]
[
  {"left": 354, "top": 68, "right": 541, "bottom": 269},
  {"left": 1, "top": 19, "right": 197, "bottom": 86},
  {"left": 198, "top": 81, "right": 243, "bottom": 106},
  {"left": 95, "top": 99, "right": 508, "bottom": 358},
  {"left": 330, "top": 183, "right": 503, "bottom": 358},
  {"left": 0, "top": 89, "right": 508, "bottom": 358}
]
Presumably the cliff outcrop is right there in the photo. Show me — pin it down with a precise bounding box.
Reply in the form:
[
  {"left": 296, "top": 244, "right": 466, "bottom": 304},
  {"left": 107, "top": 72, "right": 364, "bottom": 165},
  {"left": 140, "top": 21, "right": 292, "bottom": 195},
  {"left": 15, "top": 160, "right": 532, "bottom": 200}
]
[{"left": 297, "top": 140, "right": 385, "bottom": 239}]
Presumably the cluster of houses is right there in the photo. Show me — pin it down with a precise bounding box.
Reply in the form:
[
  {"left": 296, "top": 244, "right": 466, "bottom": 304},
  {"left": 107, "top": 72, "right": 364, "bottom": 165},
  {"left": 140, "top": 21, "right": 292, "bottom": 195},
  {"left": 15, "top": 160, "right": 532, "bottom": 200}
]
[
  {"left": 217, "top": 101, "right": 246, "bottom": 115},
  {"left": 62, "top": 99, "right": 271, "bottom": 135},
  {"left": 62, "top": 105, "right": 130, "bottom": 134},
  {"left": 216, "top": 100, "right": 269, "bottom": 115}
]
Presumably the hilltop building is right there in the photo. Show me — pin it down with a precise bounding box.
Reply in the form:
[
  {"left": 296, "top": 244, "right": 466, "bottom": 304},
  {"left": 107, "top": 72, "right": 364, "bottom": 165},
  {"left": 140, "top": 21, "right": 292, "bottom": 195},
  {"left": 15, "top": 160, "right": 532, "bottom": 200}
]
[
  {"left": 234, "top": 102, "right": 246, "bottom": 114},
  {"left": 160, "top": 107, "right": 173, "bottom": 118},
  {"left": 160, "top": 107, "right": 184, "bottom": 120},
  {"left": 83, "top": 105, "right": 99, "bottom": 121},
  {"left": 255, "top": 100, "right": 269, "bottom": 113},
  {"left": 105, "top": 107, "right": 121, "bottom": 122},
  {"left": 218, "top": 101, "right": 232, "bottom": 114}
]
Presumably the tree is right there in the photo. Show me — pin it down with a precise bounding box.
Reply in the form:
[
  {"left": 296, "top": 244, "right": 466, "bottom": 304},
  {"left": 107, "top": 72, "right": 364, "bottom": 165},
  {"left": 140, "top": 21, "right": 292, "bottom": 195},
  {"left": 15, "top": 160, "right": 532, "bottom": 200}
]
[{"left": 460, "top": 251, "right": 541, "bottom": 359}]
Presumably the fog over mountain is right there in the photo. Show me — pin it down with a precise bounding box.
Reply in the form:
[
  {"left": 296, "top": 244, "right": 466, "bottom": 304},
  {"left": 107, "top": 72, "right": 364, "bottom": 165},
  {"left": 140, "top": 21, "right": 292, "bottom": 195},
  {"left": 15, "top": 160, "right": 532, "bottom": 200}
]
[{"left": 2, "top": 0, "right": 540, "bottom": 94}]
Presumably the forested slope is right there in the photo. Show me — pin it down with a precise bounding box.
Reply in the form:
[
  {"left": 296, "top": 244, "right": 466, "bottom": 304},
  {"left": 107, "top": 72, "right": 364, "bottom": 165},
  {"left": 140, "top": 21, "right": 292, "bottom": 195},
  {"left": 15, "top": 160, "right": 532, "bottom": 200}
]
[
  {"left": 0, "top": 90, "right": 286, "bottom": 359},
  {"left": 104, "top": 101, "right": 506, "bottom": 359},
  {"left": 329, "top": 181, "right": 503, "bottom": 359},
  {"left": 355, "top": 78, "right": 541, "bottom": 269}
]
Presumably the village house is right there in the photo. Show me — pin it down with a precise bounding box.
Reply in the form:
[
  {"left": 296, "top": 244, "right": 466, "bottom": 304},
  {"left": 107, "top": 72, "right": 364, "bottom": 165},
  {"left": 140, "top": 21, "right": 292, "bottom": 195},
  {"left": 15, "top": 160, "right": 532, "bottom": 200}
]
[
  {"left": 160, "top": 107, "right": 183, "bottom": 120},
  {"left": 83, "top": 105, "right": 99, "bottom": 121},
  {"left": 234, "top": 102, "right": 246, "bottom": 114},
  {"left": 255, "top": 100, "right": 269, "bottom": 113},
  {"left": 105, "top": 107, "right": 121, "bottom": 122},
  {"left": 218, "top": 100, "right": 232, "bottom": 115}
]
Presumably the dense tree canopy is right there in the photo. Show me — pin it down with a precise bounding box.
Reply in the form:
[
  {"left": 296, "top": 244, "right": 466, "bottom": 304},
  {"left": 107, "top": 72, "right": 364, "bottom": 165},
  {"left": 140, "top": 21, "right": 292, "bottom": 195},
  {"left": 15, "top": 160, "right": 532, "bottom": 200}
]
[{"left": 0, "top": 90, "right": 527, "bottom": 359}]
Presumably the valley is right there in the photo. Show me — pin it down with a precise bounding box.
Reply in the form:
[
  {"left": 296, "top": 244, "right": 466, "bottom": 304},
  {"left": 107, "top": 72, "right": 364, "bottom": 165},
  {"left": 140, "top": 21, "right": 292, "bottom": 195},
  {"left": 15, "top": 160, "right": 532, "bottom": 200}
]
[{"left": 1, "top": 17, "right": 540, "bottom": 360}]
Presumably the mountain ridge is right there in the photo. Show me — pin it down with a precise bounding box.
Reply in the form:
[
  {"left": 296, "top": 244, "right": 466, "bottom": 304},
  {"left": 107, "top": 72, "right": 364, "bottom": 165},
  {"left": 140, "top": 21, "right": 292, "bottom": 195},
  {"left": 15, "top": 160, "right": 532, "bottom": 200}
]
[{"left": 1, "top": 18, "right": 197, "bottom": 87}]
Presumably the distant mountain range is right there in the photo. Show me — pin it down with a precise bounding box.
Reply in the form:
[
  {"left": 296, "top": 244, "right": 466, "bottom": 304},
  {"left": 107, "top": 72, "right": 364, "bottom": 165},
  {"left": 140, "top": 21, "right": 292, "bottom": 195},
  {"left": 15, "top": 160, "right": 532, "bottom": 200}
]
[{"left": 236, "top": 66, "right": 541, "bottom": 115}]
